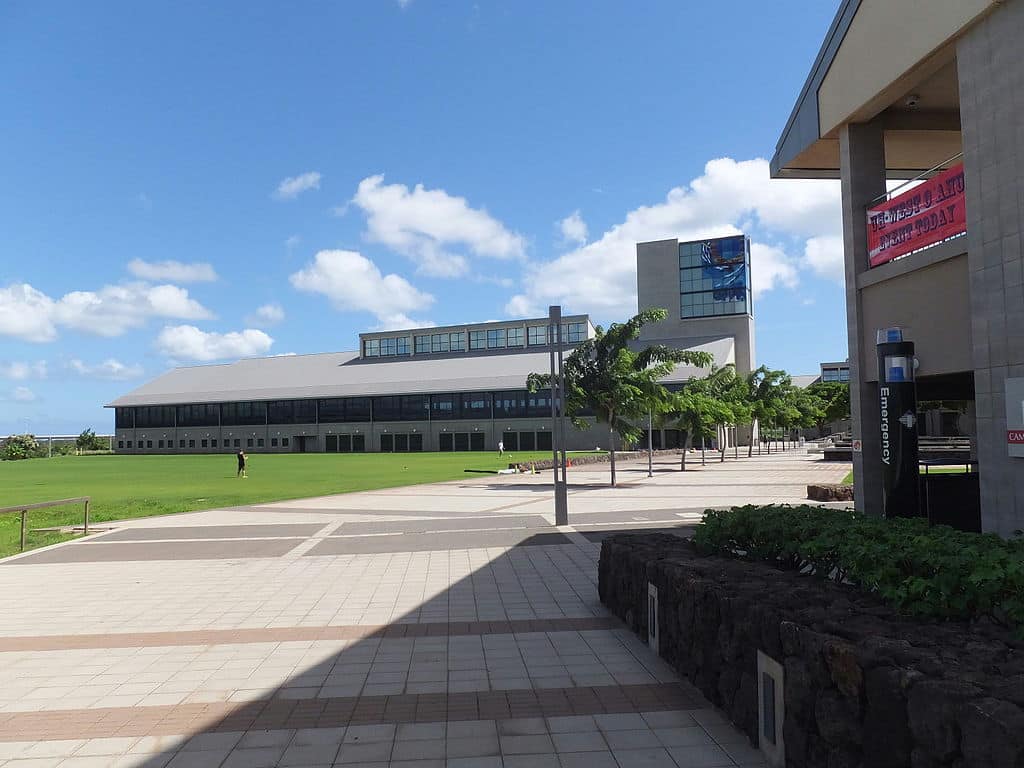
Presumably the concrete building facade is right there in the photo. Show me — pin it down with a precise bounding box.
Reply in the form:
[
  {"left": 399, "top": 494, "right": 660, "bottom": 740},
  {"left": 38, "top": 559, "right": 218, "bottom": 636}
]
[
  {"left": 773, "top": 0, "right": 1024, "bottom": 534},
  {"left": 636, "top": 235, "right": 755, "bottom": 375}
]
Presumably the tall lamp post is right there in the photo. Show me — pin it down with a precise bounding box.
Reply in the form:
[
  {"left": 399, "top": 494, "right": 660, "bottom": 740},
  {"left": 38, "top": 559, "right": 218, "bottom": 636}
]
[{"left": 549, "top": 306, "right": 568, "bottom": 526}]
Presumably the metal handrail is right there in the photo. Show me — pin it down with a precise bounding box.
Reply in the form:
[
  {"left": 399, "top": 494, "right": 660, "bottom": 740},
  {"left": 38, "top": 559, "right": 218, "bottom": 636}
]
[
  {"left": 869, "top": 151, "right": 964, "bottom": 206},
  {"left": 0, "top": 497, "right": 90, "bottom": 552}
]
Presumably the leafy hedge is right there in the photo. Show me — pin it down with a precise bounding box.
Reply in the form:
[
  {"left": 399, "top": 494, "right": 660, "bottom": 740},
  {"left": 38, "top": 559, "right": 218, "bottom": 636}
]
[{"left": 693, "top": 505, "right": 1024, "bottom": 633}]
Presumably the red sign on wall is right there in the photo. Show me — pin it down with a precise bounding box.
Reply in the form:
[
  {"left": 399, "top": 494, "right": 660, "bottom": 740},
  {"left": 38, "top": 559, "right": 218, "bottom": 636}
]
[
  {"left": 1009, "top": 430, "right": 1024, "bottom": 445},
  {"left": 866, "top": 163, "right": 967, "bottom": 267}
]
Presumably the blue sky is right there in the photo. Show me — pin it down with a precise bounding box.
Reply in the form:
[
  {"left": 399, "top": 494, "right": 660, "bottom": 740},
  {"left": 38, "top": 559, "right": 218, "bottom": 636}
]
[{"left": 0, "top": 0, "right": 846, "bottom": 435}]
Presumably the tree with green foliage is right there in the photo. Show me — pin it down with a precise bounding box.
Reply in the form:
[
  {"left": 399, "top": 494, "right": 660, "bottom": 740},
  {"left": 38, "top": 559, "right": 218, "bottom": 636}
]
[
  {"left": 663, "top": 386, "right": 732, "bottom": 470},
  {"left": 805, "top": 381, "right": 851, "bottom": 434},
  {"left": 76, "top": 428, "right": 107, "bottom": 452},
  {"left": 745, "top": 366, "right": 791, "bottom": 455},
  {"left": 2, "top": 434, "right": 42, "bottom": 461},
  {"left": 527, "top": 308, "right": 712, "bottom": 487},
  {"left": 775, "top": 383, "right": 822, "bottom": 447}
]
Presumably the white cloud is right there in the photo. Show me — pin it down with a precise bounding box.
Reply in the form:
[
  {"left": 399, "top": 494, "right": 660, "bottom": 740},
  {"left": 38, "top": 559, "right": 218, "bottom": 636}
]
[
  {"left": 506, "top": 157, "right": 841, "bottom": 319},
  {"left": 53, "top": 283, "right": 213, "bottom": 337},
  {"left": 12, "top": 386, "right": 36, "bottom": 403},
  {"left": 749, "top": 242, "right": 799, "bottom": 298},
  {"left": 558, "top": 210, "right": 588, "bottom": 245},
  {"left": 803, "top": 235, "right": 846, "bottom": 283},
  {"left": 285, "top": 234, "right": 302, "bottom": 252},
  {"left": 351, "top": 175, "right": 526, "bottom": 277},
  {"left": 274, "top": 171, "right": 321, "bottom": 200},
  {"left": 156, "top": 326, "right": 273, "bottom": 362},
  {"left": 68, "top": 359, "right": 144, "bottom": 380},
  {"left": 246, "top": 303, "right": 285, "bottom": 327},
  {"left": 0, "top": 284, "right": 57, "bottom": 342},
  {"left": 127, "top": 259, "right": 218, "bottom": 283},
  {"left": 0, "top": 361, "right": 47, "bottom": 380},
  {"left": 289, "top": 249, "right": 434, "bottom": 328},
  {"left": 1, "top": 281, "right": 214, "bottom": 342}
]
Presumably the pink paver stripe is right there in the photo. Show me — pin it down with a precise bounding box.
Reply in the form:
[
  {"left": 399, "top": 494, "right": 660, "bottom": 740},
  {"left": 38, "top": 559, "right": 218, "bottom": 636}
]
[
  {"left": 0, "top": 617, "right": 621, "bottom": 652},
  {"left": 0, "top": 683, "right": 700, "bottom": 742}
]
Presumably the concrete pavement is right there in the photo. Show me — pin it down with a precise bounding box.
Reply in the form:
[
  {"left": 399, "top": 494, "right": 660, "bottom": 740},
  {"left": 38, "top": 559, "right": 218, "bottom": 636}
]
[{"left": 0, "top": 448, "right": 848, "bottom": 767}]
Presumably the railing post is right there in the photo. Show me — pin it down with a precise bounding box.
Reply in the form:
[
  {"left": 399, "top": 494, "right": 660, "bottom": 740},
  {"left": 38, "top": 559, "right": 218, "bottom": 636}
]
[
  {"left": 84, "top": 499, "right": 90, "bottom": 536},
  {"left": 20, "top": 510, "right": 27, "bottom": 552}
]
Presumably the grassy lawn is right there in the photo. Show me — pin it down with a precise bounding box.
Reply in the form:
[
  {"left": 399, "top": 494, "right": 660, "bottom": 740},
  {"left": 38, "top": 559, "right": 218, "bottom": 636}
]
[
  {"left": 841, "top": 465, "right": 975, "bottom": 486},
  {"left": 0, "top": 451, "right": 589, "bottom": 558}
]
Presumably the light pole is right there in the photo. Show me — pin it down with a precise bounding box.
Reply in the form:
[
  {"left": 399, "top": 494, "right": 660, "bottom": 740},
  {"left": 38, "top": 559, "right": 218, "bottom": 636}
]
[
  {"left": 647, "top": 411, "right": 653, "bottom": 478},
  {"left": 548, "top": 305, "right": 568, "bottom": 526}
]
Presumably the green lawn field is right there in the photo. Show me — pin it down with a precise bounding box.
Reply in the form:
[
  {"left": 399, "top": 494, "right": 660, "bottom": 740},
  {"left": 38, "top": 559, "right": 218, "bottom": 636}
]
[
  {"left": 0, "top": 451, "right": 590, "bottom": 558},
  {"left": 841, "top": 466, "right": 976, "bottom": 485}
]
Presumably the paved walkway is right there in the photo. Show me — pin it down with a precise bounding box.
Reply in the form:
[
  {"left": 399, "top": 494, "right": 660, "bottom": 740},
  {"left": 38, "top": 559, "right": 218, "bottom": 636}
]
[{"left": 0, "top": 449, "right": 848, "bottom": 768}]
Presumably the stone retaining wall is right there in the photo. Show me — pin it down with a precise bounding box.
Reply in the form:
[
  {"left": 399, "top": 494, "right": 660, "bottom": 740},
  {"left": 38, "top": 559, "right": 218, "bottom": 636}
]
[{"left": 599, "top": 533, "right": 1024, "bottom": 767}]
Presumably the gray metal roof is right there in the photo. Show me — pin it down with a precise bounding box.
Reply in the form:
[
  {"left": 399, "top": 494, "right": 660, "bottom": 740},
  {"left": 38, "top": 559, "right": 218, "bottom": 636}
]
[{"left": 107, "top": 337, "right": 736, "bottom": 407}]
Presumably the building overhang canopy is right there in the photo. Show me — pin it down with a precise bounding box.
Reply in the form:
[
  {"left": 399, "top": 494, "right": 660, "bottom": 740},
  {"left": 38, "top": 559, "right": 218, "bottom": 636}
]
[{"left": 771, "top": 0, "right": 994, "bottom": 180}]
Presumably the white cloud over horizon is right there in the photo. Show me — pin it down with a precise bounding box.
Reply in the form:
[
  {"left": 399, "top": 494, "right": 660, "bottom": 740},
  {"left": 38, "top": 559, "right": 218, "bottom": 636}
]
[
  {"left": 351, "top": 175, "right": 526, "bottom": 278},
  {"left": 289, "top": 249, "right": 434, "bottom": 329},
  {"left": 558, "top": 210, "right": 588, "bottom": 245},
  {"left": 803, "top": 235, "right": 846, "bottom": 283},
  {"left": 246, "top": 303, "right": 285, "bottom": 327},
  {"left": 505, "top": 157, "right": 841, "bottom": 319},
  {"left": 0, "top": 282, "right": 214, "bottom": 342},
  {"left": 68, "top": 358, "right": 145, "bottom": 381},
  {"left": 127, "top": 259, "right": 218, "bottom": 283},
  {"left": 156, "top": 326, "right": 273, "bottom": 362},
  {"left": 11, "top": 386, "right": 36, "bottom": 403},
  {"left": 274, "top": 171, "right": 322, "bottom": 200},
  {"left": 0, "top": 361, "right": 47, "bottom": 380}
]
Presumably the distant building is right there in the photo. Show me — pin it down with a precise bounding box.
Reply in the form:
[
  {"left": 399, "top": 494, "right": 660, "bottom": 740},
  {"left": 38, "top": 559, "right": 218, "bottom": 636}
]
[
  {"left": 109, "top": 234, "right": 759, "bottom": 454},
  {"left": 819, "top": 361, "right": 850, "bottom": 384}
]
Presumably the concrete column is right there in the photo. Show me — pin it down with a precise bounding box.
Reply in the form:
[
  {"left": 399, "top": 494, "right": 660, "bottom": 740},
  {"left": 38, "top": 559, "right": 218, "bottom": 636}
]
[
  {"left": 839, "top": 121, "right": 887, "bottom": 516},
  {"left": 958, "top": 0, "right": 1024, "bottom": 535}
]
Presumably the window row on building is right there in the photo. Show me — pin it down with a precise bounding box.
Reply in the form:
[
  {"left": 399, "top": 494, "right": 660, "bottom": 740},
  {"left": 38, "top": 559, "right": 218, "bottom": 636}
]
[
  {"left": 115, "top": 390, "right": 568, "bottom": 429},
  {"left": 362, "top": 322, "right": 587, "bottom": 358},
  {"left": 822, "top": 367, "right": 850, "bottom": 382},
  {"left": 119, "top": 429, "right": 557, "bottom": 454},
  {"left": 117, "top": 436, "right": 292, "bottom": 450}
]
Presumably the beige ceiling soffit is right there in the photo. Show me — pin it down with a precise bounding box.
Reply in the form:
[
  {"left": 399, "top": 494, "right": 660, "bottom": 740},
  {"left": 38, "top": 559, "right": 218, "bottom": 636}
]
[{"left": 817, "top": 0, "right": 997, "bottom": 137}]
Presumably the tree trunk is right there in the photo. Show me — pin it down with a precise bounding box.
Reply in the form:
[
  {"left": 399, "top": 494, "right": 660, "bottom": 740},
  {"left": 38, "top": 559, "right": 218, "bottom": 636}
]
[
  {"left": 720, "top": 426, "right": 726, "bottom": 462},
  {"left": 609, "top": 426, "right": 616, "bottom": 487},
  {"left": 701, "top": 435, "right": 706, "bottom": 466},
  {"left": 681, "top": 433, "right": 689, "bottom": 471},
  {"left": 748, "top": 420, "right": 755, "bottom": 458}
]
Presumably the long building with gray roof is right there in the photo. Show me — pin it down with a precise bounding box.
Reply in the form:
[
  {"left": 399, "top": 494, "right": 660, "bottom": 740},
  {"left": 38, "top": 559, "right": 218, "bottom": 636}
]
[{"left": 108, "top": 237, "right": 755, "bottom": 454}]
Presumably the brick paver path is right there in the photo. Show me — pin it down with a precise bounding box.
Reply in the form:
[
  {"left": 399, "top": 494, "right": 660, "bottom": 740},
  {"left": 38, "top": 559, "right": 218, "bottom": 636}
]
[{"left": 0, "top": 449, "right": 847, "bottom": 767}]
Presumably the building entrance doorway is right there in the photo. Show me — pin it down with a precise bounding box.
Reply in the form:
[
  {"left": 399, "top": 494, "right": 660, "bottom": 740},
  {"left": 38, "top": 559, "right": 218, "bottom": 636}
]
[{"left": 295, "top": 436, "right": 316, "bottom": 453}]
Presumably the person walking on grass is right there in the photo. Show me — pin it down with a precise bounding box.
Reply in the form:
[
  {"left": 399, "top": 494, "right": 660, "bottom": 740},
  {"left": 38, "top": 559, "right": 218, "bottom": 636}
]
[
  {"left": 497, "top": 440, "right": 504, "bottom": 456},
  {"left": 236, "top": 449, "right": 247, "bottom": 478}
]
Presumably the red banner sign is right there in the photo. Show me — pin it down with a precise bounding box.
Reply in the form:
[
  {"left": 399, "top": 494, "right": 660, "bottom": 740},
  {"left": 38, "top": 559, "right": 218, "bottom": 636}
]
[
  {"left": 1009, "top": 430, "right": 1024, "bottom": 445},
  {"left": 867, "top": 163, "right": 966, "bottom": 267}
]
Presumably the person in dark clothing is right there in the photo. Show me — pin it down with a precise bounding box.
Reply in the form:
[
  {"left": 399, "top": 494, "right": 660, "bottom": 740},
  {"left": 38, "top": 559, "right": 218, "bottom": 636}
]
[{"left": 236, "top": 450, "right": 247, "bottom": 478}]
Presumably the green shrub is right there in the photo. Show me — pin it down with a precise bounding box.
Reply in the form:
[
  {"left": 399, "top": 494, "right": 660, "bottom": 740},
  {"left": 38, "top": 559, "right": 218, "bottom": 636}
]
[
  {"left": 1, "top": 434, "right": 46, "bottom": 460},
  {"left": 694, "top": 505, "right": 1024, "bottom": 633}
]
